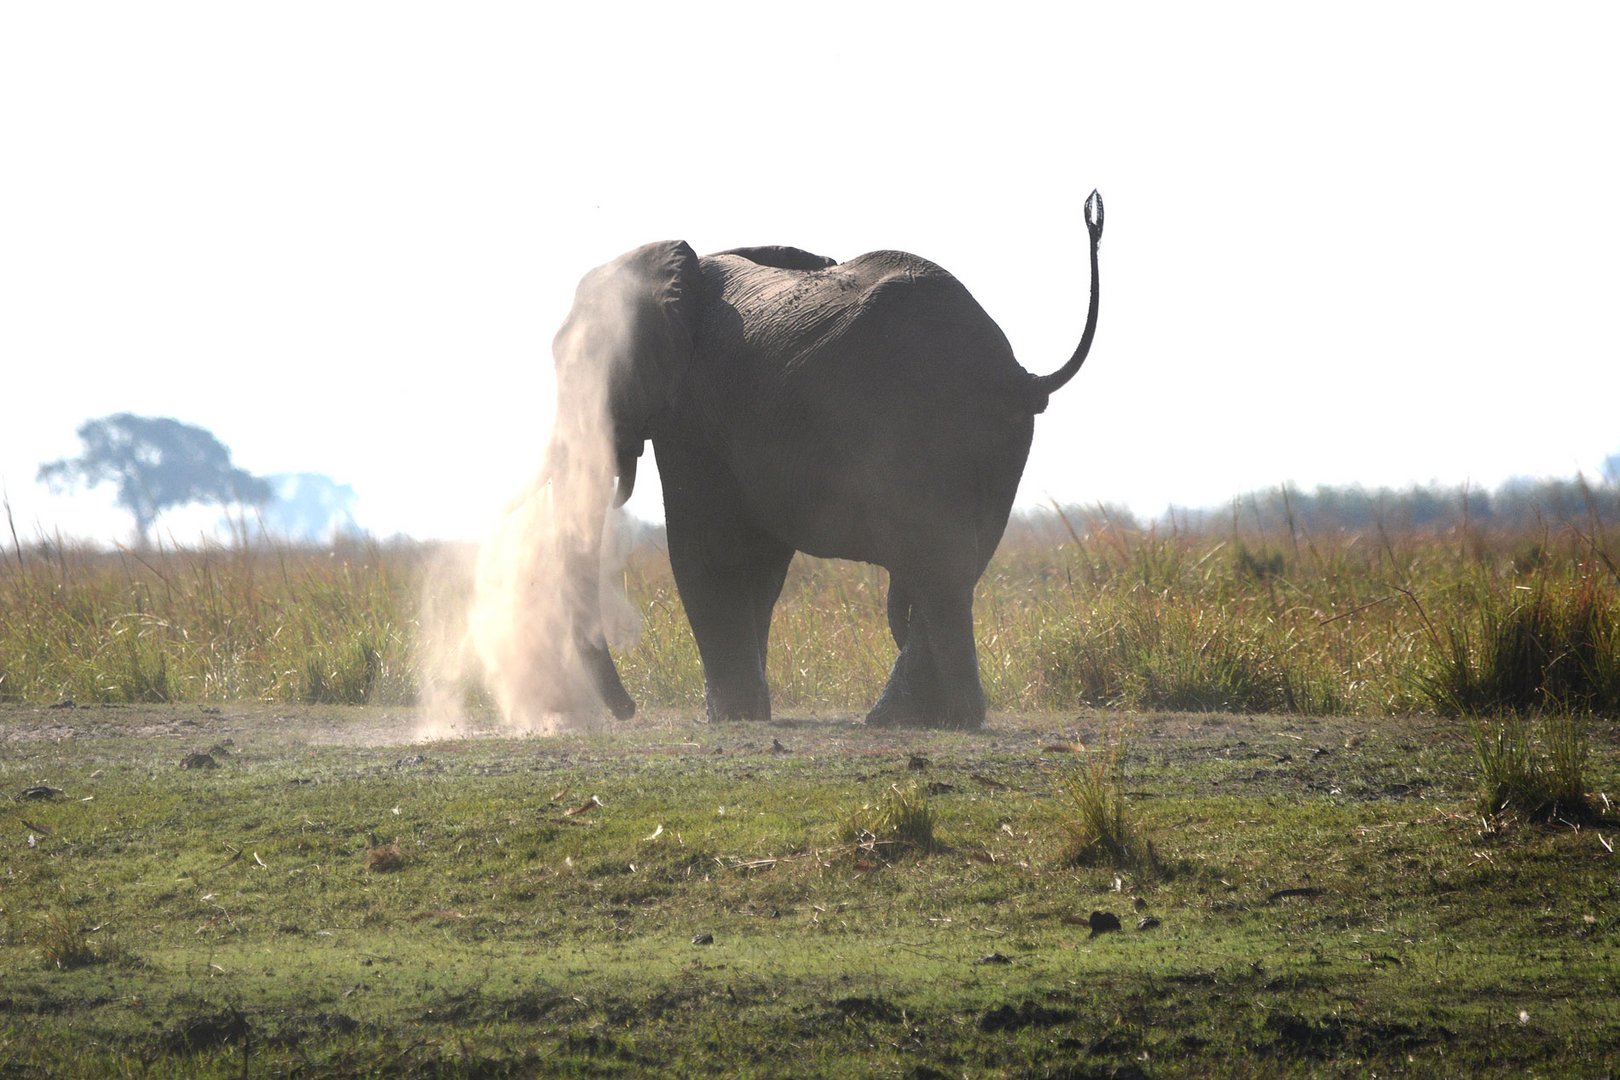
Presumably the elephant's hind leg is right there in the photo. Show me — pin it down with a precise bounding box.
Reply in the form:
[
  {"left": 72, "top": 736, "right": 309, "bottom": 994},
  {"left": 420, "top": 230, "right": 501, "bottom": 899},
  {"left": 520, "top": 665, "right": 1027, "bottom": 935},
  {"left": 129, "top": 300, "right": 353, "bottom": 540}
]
[
  {"left": 915, "top": 585, "right": 987, "bottom": 729},
  {"left": 866, "top": 576, "right": 985, "bottom": 730}
]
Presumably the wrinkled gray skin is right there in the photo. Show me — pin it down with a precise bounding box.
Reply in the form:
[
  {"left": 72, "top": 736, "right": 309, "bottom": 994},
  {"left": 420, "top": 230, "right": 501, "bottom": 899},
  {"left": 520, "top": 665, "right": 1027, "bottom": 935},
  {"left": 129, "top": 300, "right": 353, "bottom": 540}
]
[{"left": 554, "top": 192, "right": 1104, "bottom": 729}]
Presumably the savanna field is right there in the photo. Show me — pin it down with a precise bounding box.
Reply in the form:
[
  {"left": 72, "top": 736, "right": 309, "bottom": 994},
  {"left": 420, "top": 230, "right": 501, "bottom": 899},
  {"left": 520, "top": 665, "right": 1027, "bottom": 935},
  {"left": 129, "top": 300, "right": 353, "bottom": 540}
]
[{"left": 1, "top": 510, "right": 1616, "bottom": 1077}]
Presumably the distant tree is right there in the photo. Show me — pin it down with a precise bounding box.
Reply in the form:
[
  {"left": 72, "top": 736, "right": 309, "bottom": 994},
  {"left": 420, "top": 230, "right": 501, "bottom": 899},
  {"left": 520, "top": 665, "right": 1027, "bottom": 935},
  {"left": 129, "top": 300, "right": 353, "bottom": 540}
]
[
  {"left": 38, "top": 414, "right": 271, "bottom": 544},
  {"left": 1604, "top": 452, "right": 1619, "bottom": 487},
  {"left": 258, "top": 473, "right": 361, "bottom": 542}
]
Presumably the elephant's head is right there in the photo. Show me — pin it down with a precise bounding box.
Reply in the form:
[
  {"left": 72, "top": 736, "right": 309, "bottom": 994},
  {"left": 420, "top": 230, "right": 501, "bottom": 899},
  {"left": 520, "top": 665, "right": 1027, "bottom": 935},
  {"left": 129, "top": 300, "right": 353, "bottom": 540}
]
[
  {"left": 544, "top": 240, "right": 703, "bottom": 719},
  {"left": 551, "top": 240, "right": 702, "bottom": 507}
]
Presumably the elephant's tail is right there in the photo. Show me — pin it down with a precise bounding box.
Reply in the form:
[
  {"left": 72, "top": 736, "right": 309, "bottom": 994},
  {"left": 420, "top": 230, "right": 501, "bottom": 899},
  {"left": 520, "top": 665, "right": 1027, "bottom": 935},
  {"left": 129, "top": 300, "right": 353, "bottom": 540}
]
[{"left": 1028, "top": 190, "right": 1104, "bottom": 412}]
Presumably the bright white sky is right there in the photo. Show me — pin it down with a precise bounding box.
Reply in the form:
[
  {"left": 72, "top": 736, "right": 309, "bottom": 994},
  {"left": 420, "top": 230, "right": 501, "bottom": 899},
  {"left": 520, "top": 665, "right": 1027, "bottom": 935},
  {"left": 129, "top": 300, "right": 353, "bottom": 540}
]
[{"left": 3, "top": 3, "right": 1617, "bottom": 544}]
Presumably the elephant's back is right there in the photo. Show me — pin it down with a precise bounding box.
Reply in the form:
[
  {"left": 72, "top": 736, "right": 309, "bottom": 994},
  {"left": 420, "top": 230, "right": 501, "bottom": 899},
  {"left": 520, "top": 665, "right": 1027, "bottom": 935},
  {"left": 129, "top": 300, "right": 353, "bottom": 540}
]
[
  {"left": 704, "top": 250, "right": 1031, "bottom": 394},
  {"left": 691, "top": 251, "right": 1038, "bottom": 567},
  {"left": 829, "top": 250, "right": 1027, "bottom": 378}
]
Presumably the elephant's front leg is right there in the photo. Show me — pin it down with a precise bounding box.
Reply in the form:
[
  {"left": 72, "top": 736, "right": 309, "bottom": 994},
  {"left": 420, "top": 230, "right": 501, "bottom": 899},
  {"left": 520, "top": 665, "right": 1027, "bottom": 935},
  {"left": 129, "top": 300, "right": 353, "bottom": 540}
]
[
  {"left": 658, "top": 441, "right": 793, "bottom": 722},
  {"left": 668, "top": 529, "right": 792, "bottom": 722}
]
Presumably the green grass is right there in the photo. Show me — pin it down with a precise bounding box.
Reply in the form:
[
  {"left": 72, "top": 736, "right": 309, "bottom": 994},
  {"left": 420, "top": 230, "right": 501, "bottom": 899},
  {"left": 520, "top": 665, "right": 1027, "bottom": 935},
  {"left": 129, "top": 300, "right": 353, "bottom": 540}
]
[
  {"left": 1471, "top": 712, "right": 1597, "bottom": 823},
  {"left": 1418, "top": 572, "right": 1620, "bottom": 716},
  {"left": 0, "top": 705, "right": 1614, "bottom": 1076},
  {"left": 1057, "top": 733, "right": 1158, "bottom": 873},
  {"left": 837, "top": 780, "right": 938, "bottom": 855}
]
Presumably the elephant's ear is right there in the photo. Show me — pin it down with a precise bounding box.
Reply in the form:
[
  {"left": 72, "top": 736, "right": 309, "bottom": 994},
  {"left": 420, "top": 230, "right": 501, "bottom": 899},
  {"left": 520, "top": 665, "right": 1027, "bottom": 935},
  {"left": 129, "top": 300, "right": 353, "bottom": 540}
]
[
  {"left": 552, "top": 240, "right": 702, "bottom": 443},
  {"left": 554, "top": 240, "right": 702, "bottom": 378}
]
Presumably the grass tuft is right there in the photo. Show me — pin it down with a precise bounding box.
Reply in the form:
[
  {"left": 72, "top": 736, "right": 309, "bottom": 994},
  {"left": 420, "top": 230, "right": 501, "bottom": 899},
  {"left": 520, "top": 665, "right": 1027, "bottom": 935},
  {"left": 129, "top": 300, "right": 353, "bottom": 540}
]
[
  {"left": 32, "top": 911, "right": 118, "bottom": 971},
  {"left": 838, "top": 781, "right": 937, "bottom": 855},
  {"left": 1471, "top": 712, "right": 1595, "bottom": 823},
  {"left": 1419, "top": 573, "right": 1618, "bottom": 716},
  {"left": 1058, "top": 735, "right": 1157, "bottom": 874},
  {"left": 1034, "top": 600, "right": 1342, "bottom": 714},
  {"left": 301, "top": 636, "right": 385, "bottom": 704}
]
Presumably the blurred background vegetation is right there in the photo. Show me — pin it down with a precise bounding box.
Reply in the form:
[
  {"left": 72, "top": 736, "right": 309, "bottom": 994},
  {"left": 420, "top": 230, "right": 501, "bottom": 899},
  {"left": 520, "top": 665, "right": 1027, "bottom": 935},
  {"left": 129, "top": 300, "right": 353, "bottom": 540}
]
[{"left": 4, "top": 476, "right": 1615, "bottom": 721}]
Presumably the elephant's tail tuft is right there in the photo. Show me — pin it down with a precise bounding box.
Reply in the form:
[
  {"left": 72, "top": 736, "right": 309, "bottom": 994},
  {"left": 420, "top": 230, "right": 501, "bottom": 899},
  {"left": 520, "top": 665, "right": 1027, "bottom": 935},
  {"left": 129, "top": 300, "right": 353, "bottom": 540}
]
[{"left": 1028, "top": 190, "right": 1104, "bottom": 409}]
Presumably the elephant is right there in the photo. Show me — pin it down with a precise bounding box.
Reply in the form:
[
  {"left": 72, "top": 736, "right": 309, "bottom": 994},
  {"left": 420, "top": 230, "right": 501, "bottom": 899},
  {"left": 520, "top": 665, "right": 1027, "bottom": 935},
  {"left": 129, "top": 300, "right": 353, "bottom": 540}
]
[{"left": 547, "top": 190, "right": 1104, "bottom": 729}]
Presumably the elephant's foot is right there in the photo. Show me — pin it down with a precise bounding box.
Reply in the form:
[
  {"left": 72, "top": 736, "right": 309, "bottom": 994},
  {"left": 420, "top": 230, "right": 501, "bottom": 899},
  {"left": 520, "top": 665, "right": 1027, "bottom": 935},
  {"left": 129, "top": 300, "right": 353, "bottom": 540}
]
[
  {"left": 863, "top": 694, "right": 912, "bottom": 728},
  {"left": 865, "top": 666, "right": 916, "bottom": 727},
  {"left": 866, "top": 658, "right": 984, "bottom": 729},
  {"left": 704, "top": 685, "right": 771, "bottom": 723},
  {"left": 864, "top": 692, "right": 984, "bottom": 731},
  {"left": 706, "top": 704, "right": 770, "bottom": 723}
]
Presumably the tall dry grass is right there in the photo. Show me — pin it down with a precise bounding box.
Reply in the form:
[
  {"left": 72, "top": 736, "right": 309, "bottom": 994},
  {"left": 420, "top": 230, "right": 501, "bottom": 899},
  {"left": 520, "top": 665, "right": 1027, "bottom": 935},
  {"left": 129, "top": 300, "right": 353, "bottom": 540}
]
[
  {"left": 0, "top": 535, "right": 415, "bottom": 705},
  {"left": 1, "top": 508, "right": 1615, "bottom": 718}
]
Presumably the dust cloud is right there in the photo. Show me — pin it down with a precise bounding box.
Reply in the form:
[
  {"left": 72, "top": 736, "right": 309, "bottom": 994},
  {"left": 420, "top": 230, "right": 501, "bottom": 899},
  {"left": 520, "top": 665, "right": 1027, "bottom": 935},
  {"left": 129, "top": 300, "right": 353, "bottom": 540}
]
[
  {"left": 414, "top": 495, "right": 640, "bottom": 741},
  {"left": 415, "top": 266, "right": 642, "bottom": 741}
]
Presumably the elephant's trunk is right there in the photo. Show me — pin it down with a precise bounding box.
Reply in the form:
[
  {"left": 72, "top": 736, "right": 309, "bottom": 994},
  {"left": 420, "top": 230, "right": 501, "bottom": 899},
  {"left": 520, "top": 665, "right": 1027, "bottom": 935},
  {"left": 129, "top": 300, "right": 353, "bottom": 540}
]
[
  {"left": 560, "top": 481, "right": 637, "bottom": 721},
  {"left": 1028, "top": 189, "right": 1105, "bottom": 408},
  {"left": 538, "top": 418, "right": 637, "bottom": 721}
]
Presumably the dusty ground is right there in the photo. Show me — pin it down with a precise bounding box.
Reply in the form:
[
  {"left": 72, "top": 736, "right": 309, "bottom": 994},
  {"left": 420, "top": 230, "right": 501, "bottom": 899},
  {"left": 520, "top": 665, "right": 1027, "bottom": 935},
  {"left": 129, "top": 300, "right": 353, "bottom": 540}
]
[
  {"left": 0, "top": 699, "right": 1390, "bottom": 756},
  {"left": 1, "top": 699, "right": 1467, "bottom": 810}
]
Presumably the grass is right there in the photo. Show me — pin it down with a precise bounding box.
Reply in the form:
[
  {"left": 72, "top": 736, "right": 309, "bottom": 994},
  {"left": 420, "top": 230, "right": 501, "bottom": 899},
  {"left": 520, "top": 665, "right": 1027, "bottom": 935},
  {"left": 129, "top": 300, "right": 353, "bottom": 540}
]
[
  {"left": 2, "top": 500, "right": 1617, "bottom": 1070},
  {"left": 0, "top": 704, "right": 1614, "bottom": 1076},
  {"left": 837, "top": 780, "right": 938, "bottom": 855},
  {"left": 1419, "top": 572, "right": 1620, "bottom": 716},
  {"left": 1057, "top": 733, "right": 1158, "bottom": 873},
  {"left": 2, "top": 512, "right": 1616, "bottom": 722},
  {"left": 0, "top": 535, "right": 416, "bottom": 706},
  {"left": 28, "top": 908, "right": 125, "bottom": 971},
  {"left": 1472, "top": 712, "right": 1596, "bottom": 824}
]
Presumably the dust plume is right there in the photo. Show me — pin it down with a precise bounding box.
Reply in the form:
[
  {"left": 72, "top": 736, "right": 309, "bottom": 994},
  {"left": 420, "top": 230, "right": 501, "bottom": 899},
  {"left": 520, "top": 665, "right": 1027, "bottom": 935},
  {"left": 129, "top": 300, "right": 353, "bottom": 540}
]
[{"left": 415, "top": 268, "right": 643, "bottom": 741}]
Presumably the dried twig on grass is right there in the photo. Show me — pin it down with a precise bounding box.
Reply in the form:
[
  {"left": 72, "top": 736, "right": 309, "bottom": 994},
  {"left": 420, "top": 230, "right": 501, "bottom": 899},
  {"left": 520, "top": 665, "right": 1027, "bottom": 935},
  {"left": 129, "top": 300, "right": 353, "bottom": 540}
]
[{"left": 564, "top": 795, "right": 603, "bottom": 817}]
